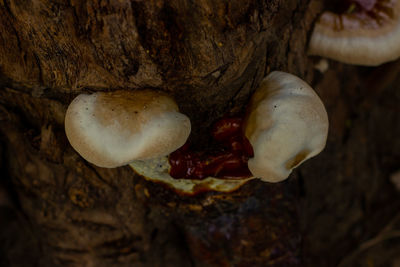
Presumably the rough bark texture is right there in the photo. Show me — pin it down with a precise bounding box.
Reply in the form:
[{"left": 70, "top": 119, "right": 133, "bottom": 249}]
[{"left": 0, "top": 0, "right": 400, "bottom": 266}]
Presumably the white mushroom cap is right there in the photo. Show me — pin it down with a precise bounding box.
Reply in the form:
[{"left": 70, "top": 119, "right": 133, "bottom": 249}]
[
  {"left": 65, "top": 90, "right": 191, "bottom": 168},
  {"left": 308, "top": 0, "right": 400, "bottom": 66},
  {"left": 244, "top": 71, "right": 329, "bottom": 182}
]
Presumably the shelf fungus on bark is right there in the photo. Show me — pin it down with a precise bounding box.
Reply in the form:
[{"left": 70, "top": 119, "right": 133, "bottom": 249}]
[
  {"left": 244, "top": 71, "right": 329, "bottom": 183},
  {"left": 64, "top": 90, "right": 191, "bottom": 168},
  {"left": 130, "top": 71, "right": 328, "bottom": 194},
  {"left": 65, "top": 73, "right": 328, "bottom": 194},
  {"left": 308, "top": 0, "right": 400, "bottom": 66}
]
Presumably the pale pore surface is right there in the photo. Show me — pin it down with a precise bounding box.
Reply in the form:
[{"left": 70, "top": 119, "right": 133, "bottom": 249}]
[
  {"left": 245, "top": 71, "right": 329, "bottom": 182},
  {"left": 308, "top": 1, "right": 400, "bottom": 66},
  {"left": 65, "top": 90, "right": 191, "bottom": 168},
  {"left": 129, "top": 157, "right": 253, "bottom": 194}
]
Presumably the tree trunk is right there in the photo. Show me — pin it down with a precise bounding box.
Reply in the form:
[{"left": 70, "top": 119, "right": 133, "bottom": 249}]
[{"left": 1, "top": 0, "right": 399, "bottom": 266}]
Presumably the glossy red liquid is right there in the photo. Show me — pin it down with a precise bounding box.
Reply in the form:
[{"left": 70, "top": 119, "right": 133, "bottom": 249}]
[{"left": 169, "top": 117, "right": 254, "bottom": 180}]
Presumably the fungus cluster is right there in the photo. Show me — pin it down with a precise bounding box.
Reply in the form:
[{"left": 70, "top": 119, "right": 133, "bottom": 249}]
[
  {"left": 309, "top": 0, "right": 400, "bottom": 66},
  {"left": 65, "top": 72, "right": 329, "bottom": 194}
]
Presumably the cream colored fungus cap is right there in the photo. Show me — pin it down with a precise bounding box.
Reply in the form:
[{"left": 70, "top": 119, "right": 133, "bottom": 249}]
[
  {"left": 244, "top": 71, "right": 329, "bottom": 183},
  {"left": 65, "top": 90, "right": 191, "bottom": 168},
  {"left": 308, "top": 0, "right": 400, "bottom": 66}
]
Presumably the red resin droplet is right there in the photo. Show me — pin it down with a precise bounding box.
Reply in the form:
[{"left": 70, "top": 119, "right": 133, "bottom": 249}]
[
  {"left": 168, "top": 117, "right": 254, "bottom": 180},
  {"left": 212, "top": 117, "right": 242, "bottom": 141}
]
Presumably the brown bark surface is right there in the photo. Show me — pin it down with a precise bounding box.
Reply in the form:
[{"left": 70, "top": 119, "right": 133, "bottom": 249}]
[{"left": 0, "top": 0, "right": 400, "bottom": 266}]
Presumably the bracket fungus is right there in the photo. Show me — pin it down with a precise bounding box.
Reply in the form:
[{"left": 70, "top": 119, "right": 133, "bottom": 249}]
[
  {"left": 129, "top": 71, "right": 329, "bottom": 194},
  {"left": 244, "top": 71, "right": 329, "bottom": 183},
  {"left": 65, "top": 90, "right": 191, "bottom": 168},
  {"left": 64, "top": 73, "right": 328, "bottom": 194},
  {"left": 308, "top": 0, "right": 400, "bottom": 66}
]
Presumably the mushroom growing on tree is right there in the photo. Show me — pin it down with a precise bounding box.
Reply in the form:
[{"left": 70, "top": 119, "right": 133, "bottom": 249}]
[
  {"left": 65, "top": 90, "right": 191, "bottom": 168},
  {"left": 128, "top": 71, "right": 329, "bottom": 194},
  {"left": 244, "top": 71, "right": 329, "bottom": 183},
  {"left": 308, "top": 0, "right": 400, "bottom": 66},
  {"left": 3, "top": 1, "right": 397, "bottom": 265},
  {"left": 65, "top": 71, "right": 328, "bottom": 194},
  {"left": 65, "top": 73, "right": 328, "bottom": 194}
]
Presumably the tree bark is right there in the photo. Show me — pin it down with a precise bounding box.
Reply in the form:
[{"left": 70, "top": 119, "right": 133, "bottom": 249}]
[{"left": 1, "top": 0, "right": 400, "bottom": 266}]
